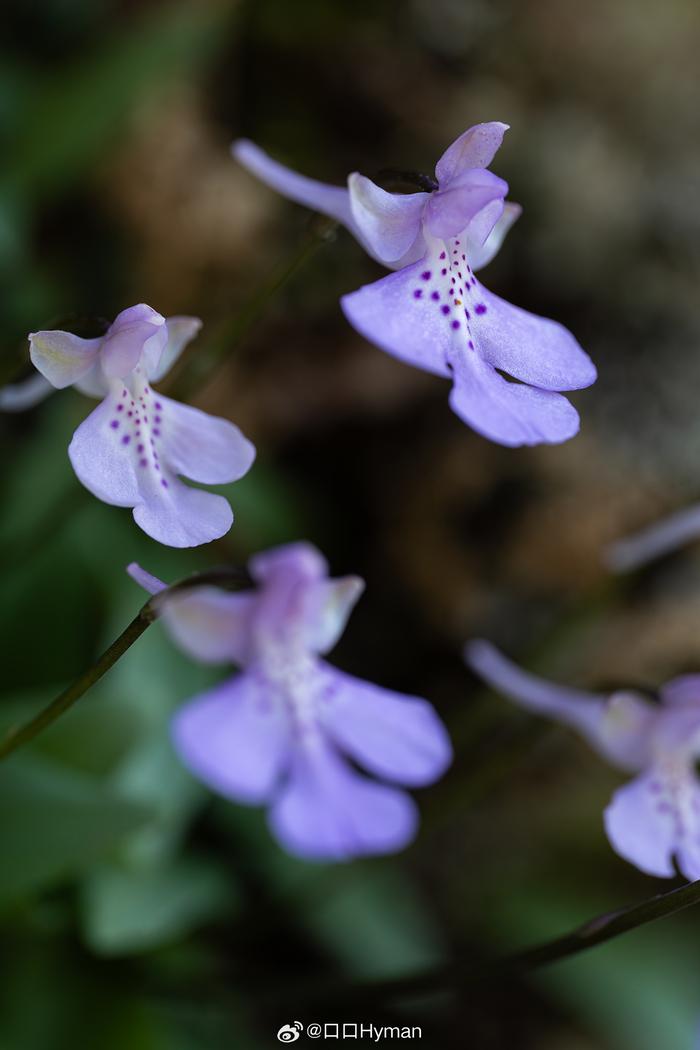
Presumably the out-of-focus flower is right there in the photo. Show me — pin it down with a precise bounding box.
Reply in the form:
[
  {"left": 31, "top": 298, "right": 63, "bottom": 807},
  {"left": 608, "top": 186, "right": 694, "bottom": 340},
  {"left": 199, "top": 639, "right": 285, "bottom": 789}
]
[
  {"left": 129, "top": 543, "right": 452, "bottom": 861},
  {"left": 28, "top": 305, "right": 255, "bottom": 547},
  {"left": 233, "top": 125, "right": 596, "bottom": 447},
  {"left": 466, "top": 639, "right": 700, "bottom": 881},
  {"left": 606, "top": 504, "right": 700, "bottom": 573}
]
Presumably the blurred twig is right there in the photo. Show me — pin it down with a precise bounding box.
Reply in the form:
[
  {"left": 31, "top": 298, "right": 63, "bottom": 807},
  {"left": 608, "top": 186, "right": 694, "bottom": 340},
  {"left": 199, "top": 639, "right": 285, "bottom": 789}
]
[
  {"left": 167, "top": 214, "right": 339, "bottom": 401},
  {"left": 0, "top": 566, "right": 251, "bottom": 761}
]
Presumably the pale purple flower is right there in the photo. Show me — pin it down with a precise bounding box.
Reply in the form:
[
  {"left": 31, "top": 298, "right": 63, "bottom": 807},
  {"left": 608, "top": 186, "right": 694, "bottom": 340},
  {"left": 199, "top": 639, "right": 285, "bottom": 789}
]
[
  {"left": 606, "top": 504, "right": 700, "bottom": 573},
  {"left": 128, "top": 543, "right": 452, "bottom": 861},
  {"left": 466, "top": 639, "right": 700, "bottom": 881},
  {"left": 233, "top": 124, "right": 596, "bottom": 447},
  {"left": 28, "top": 304, "right": 255, "bottom": 547}
]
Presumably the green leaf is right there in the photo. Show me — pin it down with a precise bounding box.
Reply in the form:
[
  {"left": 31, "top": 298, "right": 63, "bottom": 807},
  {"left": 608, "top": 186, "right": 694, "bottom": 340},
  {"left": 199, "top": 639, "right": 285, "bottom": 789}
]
[
  {"left": 2, "top": 3, "right": 236, "bottom": 203},
  {"left": 0, "top": 756, "right": 153, "bottom": 903},
  {"left": 81, "top": 856, "right": 234, "bottom": 956}
]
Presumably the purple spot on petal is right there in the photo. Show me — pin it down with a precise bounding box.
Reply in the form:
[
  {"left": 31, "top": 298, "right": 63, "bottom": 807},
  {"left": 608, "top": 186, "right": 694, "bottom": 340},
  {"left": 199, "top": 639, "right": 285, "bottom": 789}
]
[
  {"left": 441, "top": 268, "right": 447, "bottom": 276},
  {"left": 137, "top": 444, "right": 144, "bottom": 453},
  {"left": 127, "top": 411, "right": 133, "bottom": 418},
  {"left": 153, "top": 429, "right": 160, "bottom": 436},
  {"left": 139, "top": 458, "right": 148, "bottom": 468},
  {"left": 121, "top": 389, "right": 127, "bottom": 398},
  {"left": 413, "top": 289, "right": 423, "bottom": 299},
  {"left": 431, "top": 291, "right": 440, "bottom": 301},
  {"left": 439, "top": 251, "right": 446, "bottom": 260},
  {"left": 421, "top": 270, "right": 431, "bottom": 280},
  {"left": 161, "top": 478, "right": 169, "bottom": 488},
  {"left": 154, "top": 401, "right": 162, "bottom": 410},
  {"left": 154, "top": 415, "right": 161, "bottom": 424},
  {"left": 116, "top": 404, "right": 124, "bottom": 412},
  {"left": 121, "top": 435, "right": 130, "bottom": 445},
  {"left": 475, "top": 303, "right": 487, "bottom": 315},
  {"left": 441, "top": 305, "right": 451, "bottom": 315},
  {"left": 110, "top": 420, "right": 119, "bottom": 429},
  {"left": 455, "top": 240, "right": 460, "bottom": 245},
  {"left": 451, "top": 320, "right": 460, "bottom": 330},
  {"left": 468, "top": 340, "right": 474, "bottom": 350}
]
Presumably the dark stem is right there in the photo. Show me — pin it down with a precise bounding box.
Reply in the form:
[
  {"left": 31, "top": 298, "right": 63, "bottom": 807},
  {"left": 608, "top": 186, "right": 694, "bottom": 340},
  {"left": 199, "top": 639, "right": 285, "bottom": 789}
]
[
  {"left": 268, "top": 877, "right": 700, "bottom": 1008},
  {"left": 0, "top": 567, "right": 251, "bottom": 761}
]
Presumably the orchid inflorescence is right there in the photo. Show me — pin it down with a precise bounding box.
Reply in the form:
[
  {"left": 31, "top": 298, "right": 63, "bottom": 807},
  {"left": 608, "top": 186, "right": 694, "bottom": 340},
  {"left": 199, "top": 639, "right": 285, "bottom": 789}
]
[{"left": 5, "top": 121, "right": 694, "bottom": 880}]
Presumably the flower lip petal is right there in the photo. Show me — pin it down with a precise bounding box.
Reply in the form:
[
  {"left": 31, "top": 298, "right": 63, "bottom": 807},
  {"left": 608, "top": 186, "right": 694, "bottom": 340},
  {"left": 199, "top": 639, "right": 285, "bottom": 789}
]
[
  {"left": 340, "top": 258, "right": 452, "bottom": 379},
  {"left": 268, "top": 741, "right": 419, "bottom": 861},
  {"left": 449, "top": 351, "right": 581, "bottom": 447},
  {"left": 172, "top": 672, "right": 293, "bottom": 804},
  {"left": 321, "top": 666, "right": 452, "bottom": 786},
  {"left": 471, "top": 282, "right": 597, "bottom": 391},
  {"left": 156, "top": 395, "right": 256, "bottom": 485},
  {"left": 604, "top": 773, "right": 678, "bottom": 878},
  {"left": 132, "top": 484, "right": 234, "bottom": 548}
]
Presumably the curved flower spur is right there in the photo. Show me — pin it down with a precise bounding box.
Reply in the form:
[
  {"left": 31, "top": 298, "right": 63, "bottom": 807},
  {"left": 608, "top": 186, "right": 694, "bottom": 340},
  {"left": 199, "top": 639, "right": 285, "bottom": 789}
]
[
  {"left": 28, "top": 304, "right": 255, "bottom": 547},
  {"left": 233, "top": 123, "right": 596, "bottom": 446},
  {"left": 128, "top": 542, "right": 452, "bottom": 861},
  {"left": 466, "top": 639, "right": 700, "bottom": 882}
]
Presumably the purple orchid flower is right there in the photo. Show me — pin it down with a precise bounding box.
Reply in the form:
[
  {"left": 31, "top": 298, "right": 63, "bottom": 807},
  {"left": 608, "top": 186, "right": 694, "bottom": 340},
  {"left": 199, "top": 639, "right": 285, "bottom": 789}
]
[
  {"left": 28, "top": 304, "right": 255, "bottom": 547},
  {"left": 233, "top": 124, "right": 596, "bottom": 447},
  {"left": 128, "top": 542, "right": 452, "bottom": 861},
  {"left": 466, "top": 639, "right": 700, "bottom": 881}
]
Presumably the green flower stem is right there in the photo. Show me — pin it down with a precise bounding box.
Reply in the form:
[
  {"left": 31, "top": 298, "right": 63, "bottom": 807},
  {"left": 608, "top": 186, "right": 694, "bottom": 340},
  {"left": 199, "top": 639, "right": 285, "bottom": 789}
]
[{"left": 0, "top": 567, "right": 250, "bottom": 762}]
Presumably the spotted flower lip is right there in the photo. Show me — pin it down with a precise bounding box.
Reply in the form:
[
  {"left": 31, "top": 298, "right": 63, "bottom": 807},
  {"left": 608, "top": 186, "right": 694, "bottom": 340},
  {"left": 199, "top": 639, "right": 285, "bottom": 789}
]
[
  {"left": 28, "top": 304, "right": 256, "bottom": 548},
  {"left": 128, "top": 542, "right": 452, "bottom": 862},
  {"left": 233, "top": 123, "right": 597, "bottom": 447},
  {"left": 466, "top": 639, "right": 700, "bottom": 881}
]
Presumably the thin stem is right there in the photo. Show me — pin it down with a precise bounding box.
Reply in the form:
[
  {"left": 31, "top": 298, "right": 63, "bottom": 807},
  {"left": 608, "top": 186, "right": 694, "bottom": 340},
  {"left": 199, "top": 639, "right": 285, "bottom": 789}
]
[
  {"left": 290, "top": 877, "right": 700, "bottom": 1008},
  {"left": 0, "top": 602, "right": 155, "bottom": 761},
  {"left": 0, "top": 567, "right": 251, "bottom": 761},
  {"left": 167, "top": 214, "right": 338, "bottom": 401}
]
